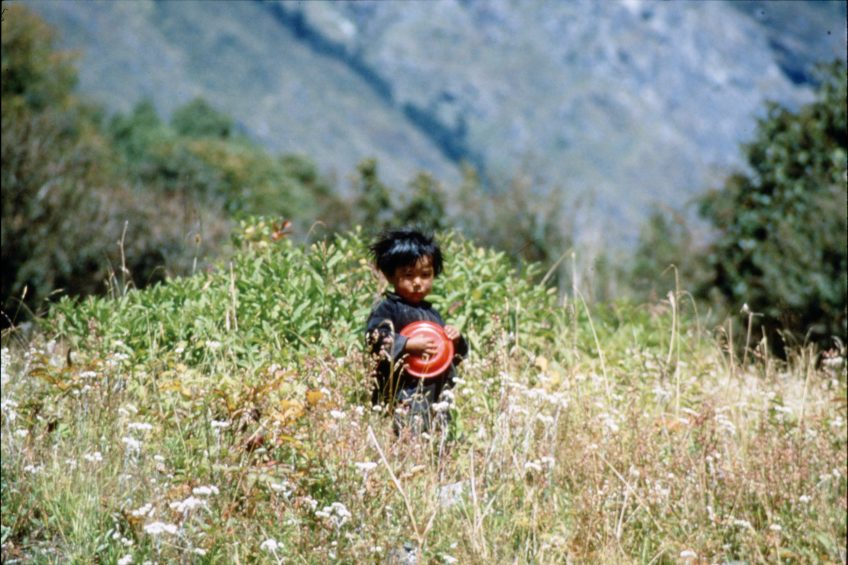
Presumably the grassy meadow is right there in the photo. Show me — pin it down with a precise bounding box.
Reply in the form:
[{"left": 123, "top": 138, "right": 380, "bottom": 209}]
[{"left": 1, "top": 223, "right": 846, "bottom": 564}]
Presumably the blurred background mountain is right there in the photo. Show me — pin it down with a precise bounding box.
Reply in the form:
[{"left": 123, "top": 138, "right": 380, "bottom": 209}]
[{"left": 20, "top": 0, "right": 847, "bottom": 246}]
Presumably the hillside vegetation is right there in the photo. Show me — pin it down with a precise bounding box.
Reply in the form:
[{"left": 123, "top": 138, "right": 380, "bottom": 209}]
[
  {"left": 2, "top": 8, "right": 846, "bottom": 562},
  {"left": 2, "top": 225, "right": 847, "bottom": 563}
]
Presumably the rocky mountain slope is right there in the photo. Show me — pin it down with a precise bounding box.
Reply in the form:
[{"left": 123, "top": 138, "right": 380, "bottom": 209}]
[{"left": 23, "top": 0, "right": 847, "bottom": 245}]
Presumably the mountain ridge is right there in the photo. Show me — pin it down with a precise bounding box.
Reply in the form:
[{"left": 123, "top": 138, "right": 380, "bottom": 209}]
[{"left": 21, "top": 0, "right": 847, "bottom": 245}]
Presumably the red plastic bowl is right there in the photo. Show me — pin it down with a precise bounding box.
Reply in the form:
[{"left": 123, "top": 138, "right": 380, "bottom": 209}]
[{"left": 399, "top": 321, "right": 455, "bottom": 378}]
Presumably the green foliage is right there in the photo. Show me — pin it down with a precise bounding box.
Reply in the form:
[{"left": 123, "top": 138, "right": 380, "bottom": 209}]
[
  {"left": 397, "top": 172, "right": 449, "bottom": 232},
  {"left": 49, "top": 224, "right": 559, "bottom": 367},
  {"left": 170, "top": 96, "right": 233, "bottom": 139},
  {"left": 698, "top": 61, "right": 848, "bottom": 346},
  {"left": 1, "top": 7, "right": 343, "bottom": 325},
  {"left": 344, "top": 159, "right": 575, "bottom": 286},
  {"left": 1, "top": 8, "right": 230, "bottom": 325},
  {"left": 454, "top": 164, "right": 574, "bottom": 270},
  {"left": 629, "top": 208, "right": 708, "bottom": 301},
  {"left": 108, "top": 100, "right": 174, "bottom": 167},
  {"left": 0, "top": 4, "right": 77, "bottom": 112},
  {"left": 108, "top": 98, "right": 340, "bottom": 219},
  {"left": 351, "top": 158, "right": 394, "bottom": 232}
]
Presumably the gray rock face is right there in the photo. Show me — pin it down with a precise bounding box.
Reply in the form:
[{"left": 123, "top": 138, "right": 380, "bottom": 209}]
[{"left": 23, "top": 0, "right": 847, "bottom": 245}]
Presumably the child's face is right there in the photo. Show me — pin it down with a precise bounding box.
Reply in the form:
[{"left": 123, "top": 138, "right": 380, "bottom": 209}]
[{"left": 387, "top": 256, "right": 434, "bottom": 304}]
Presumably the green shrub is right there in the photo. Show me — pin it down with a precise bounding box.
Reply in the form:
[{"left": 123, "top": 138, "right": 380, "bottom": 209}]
[
  {"left": 698, "top": 61, "right": 847, "bottom": 348},
  {"left": 50, "top": 223, "right": 559, "bottom": 368},
  {"left": 171, "top": 97, "right": 234, "bottom": 139}
]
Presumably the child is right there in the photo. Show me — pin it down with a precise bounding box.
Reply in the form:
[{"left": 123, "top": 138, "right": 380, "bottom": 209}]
[{"left": 366, "top": 228, "right": 468, "bottom": 435}]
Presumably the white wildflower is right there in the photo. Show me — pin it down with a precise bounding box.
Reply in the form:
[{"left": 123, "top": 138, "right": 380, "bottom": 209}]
[
  {"left": 192, "top": 485, "right": 219, "bottom": 496},
  {"left": 14, "top": 428, "right": 29, "bottom": 438},
  {"left": 442, "top": 555, "right": 459, "bottom": 564},
  {"left": 329, "top": 409, "right": 346, "bottom": 420},
  {"left": 536, "top": 414, "right": 554, "bottom": 425},
  {"left": 652, "top": 385, "right": 672, "bottom": 401},
  {"left": 798, "top": 495, "right": 811, "bottom": 504},
  {"left": 79, "top": 370, "right": 98, "bottom": 379},
  {"left": 316, "top": 502, "right": 352, "bottom": 527},
  {"left": 169, "top": 496, "right": 206, "bottom": 513},
  {"left": 1, "top": 399, "right": 19, "bottom": 422},
  {"left": 507, "top": 404, "right": 527, "bottom": 416},
  {"left": 269, "top": 481, "right": 292, "bottom": 496},
  {"left": 143, "top": 521, "right": 178, "bottom": 535},
  {"left": 117, "top": 555, "right": 133, "bottom": 565},
  {"left": 193, "top": 548, "right": 207, "bottom": 556},
  {"left": 127, "top": 422, "right": 153, "bottom": 432},
  {"left": 260, "top": 538, "right": 281, "bottom": 552},
  {"left": 355, "top": 461, "right": 378, "bottom": 474},
  {"left": 716, "top": 414, "right": 737, "bottom": 435},
  {"left": 118, "top": 403, "right": 139, "bottom": 417},
  {"left": 680, "top": 550, "right": 697, "bottom": 559},
  {"left": 210, "top": 420, "right": 230, "bottom": 429},
  {"left": 23, "top": 464, "right": 43, "bottom": 474},
  {"left": 769, "top": 524, "right": 782, "bottom": 532},
  {"left": 733, "top": 518, "right": 753, "bottom": 529},
  {"left": 130, "top": 503, "right": 155, "bottom": 518},
  {"left": 205, "top": 340, "right": 222, "bottom": 350},
  {"left": 524, "top": 460, "right": 543, "bottom": 473},
  {"left": 122, "top": 436, "right": 142, "bottom": 453},
  {"left": 83, "top": 451, "right": 103, "bottom": 463},
  {"left": 599, "top": 413, "right": 619, "bottom": 434},
  {"left": 431, "top": 401, "right": 450, "bottom": 413}
]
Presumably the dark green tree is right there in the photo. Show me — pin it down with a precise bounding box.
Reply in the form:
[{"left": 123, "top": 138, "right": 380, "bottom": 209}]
[
  {"left": 397, "top": 172, "right": 448, "bottom": 232},
  {"left": 352, "top": 158, "right": 393, "bottom": 232},
  {"left": 698, "top": 61, "right": 847, "bottom": 348},
  {"left": 171, "top": 97, "right": 233, "bottom": 139},
  {"left": 0, "top": 4, "right": 77, "bottom": 112}
]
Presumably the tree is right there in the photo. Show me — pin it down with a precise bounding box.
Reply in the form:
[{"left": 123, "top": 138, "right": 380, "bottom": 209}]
[
  {"left": 171, "top": 97, "right": 233, "bottom": 139},
  {"left": 1, "top": 4, "right": 77, "bottom": 112},
  {"left": 397, "top": 172, "right": 448, "bottom": 232},
  {"left": 698, "top": 61, "right": 847, "bottom": 349},
  {"left": 352, "top": 158, "right": 393, "bottom": 232}
]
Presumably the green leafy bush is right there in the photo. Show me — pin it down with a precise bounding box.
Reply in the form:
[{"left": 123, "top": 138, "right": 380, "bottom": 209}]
[
  {"left": 698, "top": 61, "right": 847, "bottom": 348},
  {"left": 50, "top": 224, "right": 559, "bottom": 367}
]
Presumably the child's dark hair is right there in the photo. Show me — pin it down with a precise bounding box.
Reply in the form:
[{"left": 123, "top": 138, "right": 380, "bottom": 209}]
[{"left": 370, "top": 227, "right": 443, "bottom": 277}]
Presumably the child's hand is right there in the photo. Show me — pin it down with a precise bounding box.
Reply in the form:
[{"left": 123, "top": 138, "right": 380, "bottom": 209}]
[
  {"left": 443, "top": 325, "right": 461, "bottom": 342},
  {"left": 405, "top": 335, "right": 439, "bottom": 357}
]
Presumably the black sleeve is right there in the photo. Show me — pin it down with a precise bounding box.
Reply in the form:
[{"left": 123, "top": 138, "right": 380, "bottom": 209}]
[
  {"left": 365, "top": 300, "right": 407, "bottom": 361},
  {"left": 432, "top": 309, "right": 469, "bottom": 360}
]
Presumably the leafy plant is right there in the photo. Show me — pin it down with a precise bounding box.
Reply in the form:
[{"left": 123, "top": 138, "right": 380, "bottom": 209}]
[{"left": 698, "top": 61, "right": 847, "bottom": 349}]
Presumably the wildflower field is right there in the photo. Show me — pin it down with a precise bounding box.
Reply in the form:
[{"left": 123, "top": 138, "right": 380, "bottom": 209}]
[{"left": 1, "top": 224, "right": 846, "bottom": 564}]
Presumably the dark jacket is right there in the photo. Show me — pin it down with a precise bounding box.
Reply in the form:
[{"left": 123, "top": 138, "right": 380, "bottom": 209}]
[{"left": 365, "top": 292, "right": 469, "bottom": 405}]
